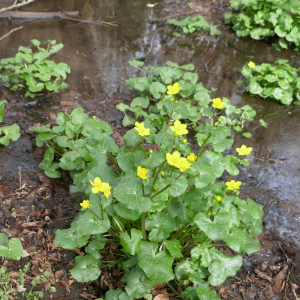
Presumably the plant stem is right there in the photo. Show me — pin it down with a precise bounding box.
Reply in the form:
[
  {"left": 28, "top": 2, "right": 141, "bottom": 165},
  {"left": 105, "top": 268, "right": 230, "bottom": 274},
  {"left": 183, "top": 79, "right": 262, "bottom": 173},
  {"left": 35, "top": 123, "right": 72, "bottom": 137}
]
[
  {"left": 107, "top": 152, "right": 121, "bottom": 174},
  {"left": 142, "top": 213, "right": 147, "bottom": 241},
  {"left": 166, "top": 282, "right": 181, "bottom": 298},
  {"left": 150, "top": 184, "right": 171, "bottom": 200},
  {"left": 197, "top": 133, "right": 211, "bottom": 158},
  {"left": 153, "top": 160, "right": 166, "bottom": 185},
  {"left": 163, "top": 196, "right": 173, "bottom": 212},
  {"left": 165, "top": 111, "right": 174, "bottom": 131},
  {"left": 142, "top": 138, "right": 146, "bottom": 158}
]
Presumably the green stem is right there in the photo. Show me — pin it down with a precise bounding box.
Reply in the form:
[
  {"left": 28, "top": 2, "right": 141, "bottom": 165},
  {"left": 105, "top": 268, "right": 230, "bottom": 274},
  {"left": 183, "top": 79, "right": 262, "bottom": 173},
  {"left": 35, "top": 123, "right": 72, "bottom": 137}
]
[
  {"left": 197, "top": 133, "right": 211, "bottom": 158},
  {"left": 142, "top": 138, "right": 146, "bottom": 158},
  {"left": 165, "top": 111, "right": 174, "bottom": 131},
  {"left": 163, "top": 196, "right": 173, "bottom": 212},
  {"left": 88, "top": 208, "right": 103, "bottom": 221},
  {"left": 142, "top": 213, "right": 147, "bottom": 241},
  {"left": 153, "top": 160, "right": 167, "bottom": 185},
  {"left": 107, "top": 152, "right": 121, "bottom": 174},
  {"left": 150, "top": 184, "right": 171, "bottom": 200},
  {"left": 166, "top": 282, "right": 181, "bottom": 298}
]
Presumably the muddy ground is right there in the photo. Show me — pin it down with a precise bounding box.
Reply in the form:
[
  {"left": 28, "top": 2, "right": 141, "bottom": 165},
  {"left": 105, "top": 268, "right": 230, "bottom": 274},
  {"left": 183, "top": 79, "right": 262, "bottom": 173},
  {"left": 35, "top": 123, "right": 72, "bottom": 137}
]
[{"left": 0, "top": 0, "right": 300, "bottom": 299}]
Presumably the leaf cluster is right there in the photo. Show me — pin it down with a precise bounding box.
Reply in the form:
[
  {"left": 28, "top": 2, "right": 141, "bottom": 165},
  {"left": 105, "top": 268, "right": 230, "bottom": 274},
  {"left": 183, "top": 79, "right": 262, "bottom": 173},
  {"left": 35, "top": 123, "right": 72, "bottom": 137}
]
[
  {"left": 239, "top": 60, "right": 300, "bottom": 105},
  {"left": 119, "top": 60, "right": 259, "bottom": 139},
  {"left": 224, "top": 0, "right": 300, "bottom": 51},
  {"left": 0, "top": 39, "right": 70, "bottom": 97},
  {"left": 0, "top": 100, "right": 20, "bottom": 146},
  {"left": 167, "top": 15, "right": 220, "bottom": 36}
]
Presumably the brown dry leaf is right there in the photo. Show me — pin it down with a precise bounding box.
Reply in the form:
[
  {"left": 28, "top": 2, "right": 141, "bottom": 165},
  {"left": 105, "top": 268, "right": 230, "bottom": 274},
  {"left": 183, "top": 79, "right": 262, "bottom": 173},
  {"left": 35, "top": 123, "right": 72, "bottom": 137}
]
[
  {"left": 9, "top": 271, "right": 19, "bottom": 280},
  {"left": 16, "top": 191, "right": 28, "bottom": 199},
  {"left": 48, "top": 243, "right": 58, "bottom": 251},
  {"left": 80, "top": 292, "right": 98, "bottom": 299},
  {"left": 154, "top": 295, "right": 169, "bottom": 300},
  {"left": 22, "top": 221, "right": 44, "bottom": 228},
  {"left": 272, "top": 266, "right": 288, "bottom": 293},
  {"left": 17, "top": 285, "right": 26, "bottom": 292},
  {"left": 255, "top": 268, "right": 274, "bottom": 283},
  {"left": 55, "top": 270, "right": 64, "bottom": 281},
  {"left": 38, "top": 173, "right": 59, "bottom": 193},
  {"left": 73, "top": 247, "right": 85, "bottom": 256},
  {"left": 22, "top": 249, "right": 31, "bottom": 258}
]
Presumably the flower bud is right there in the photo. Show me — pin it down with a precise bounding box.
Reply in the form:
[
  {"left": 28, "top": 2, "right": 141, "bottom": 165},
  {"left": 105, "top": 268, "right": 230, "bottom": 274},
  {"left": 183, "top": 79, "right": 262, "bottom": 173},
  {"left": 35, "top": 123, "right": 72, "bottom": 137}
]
[
  {"left": 173, "top": 133, "right": 178, "bottom": 138},
  {"left": 93, "top": 115, "right": 96, "bottom": 120},
  {"left": 154, "top": 187, "right": 158, "bottom": 191},
  {"left": 174, "top": 100, "right": 178, "bottom": 104},
  {"left": 149, "top": 150, "right": 153, "bottom": 154},
  {"left": 170, "top": 98, "right": 174, "bottom": 102},
  {"left": 182, "top": 139, "right": 187, "bottom": 144},
  {"left": 218, "top": 117, "right": 222, "bottom": 123},
  {"left": 160, "top": 172, "right": 165, "bottom": 177}
]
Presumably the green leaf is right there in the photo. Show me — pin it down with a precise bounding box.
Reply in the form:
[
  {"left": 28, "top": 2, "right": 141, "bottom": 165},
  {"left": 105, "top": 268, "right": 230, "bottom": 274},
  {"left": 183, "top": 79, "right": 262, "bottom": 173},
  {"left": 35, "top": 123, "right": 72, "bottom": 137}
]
[
  {"left": 164, "top": 239, "right": 183, "bottom": 258},
  {"left": 141, "top": 151, "right": 166, "bottom": 169},
  {"left": 145, "top": 212, "right": 176, "bottom": 242},
  {"left": 105, "top": 290, "right": 132, "bottom": 300},
  {"left": 223, "top": 227, "right": 259, "bottom": 254},
  {"left": 53, "top": 227, "right": 88, "bottom": 250},
  {"left": 183, "top": 72, "right": 198, "bottom": 84},
  {"left": 149, "top": 82, "right": 167, "bottom": 99},
  {"left": 234, "top": 198, "right": 263, "bottom": 219},
  {"left": 128, "top": 60, "right": 144, "bottom": 68},
  {"left": 113, "top": 203, "right": 141, "bottom": 221},
  {"left": 0, "top": 233, "right": 23, "bottom": 260},
  {"left": 114, "top": 178, "right": 152, "bottom": 213},
  {"left": 49, "top": 43, "right": 64, "bottom": 54},
  {"left": 175, "top": 260, "right": 195, "bottom": 280},
  {"left": 259, "top": 119, "right": 268, "bottom": 128},
  {"left": 196, "top": 287, "right": 221, "bottom": 300},
  {"left": 137, "top": 241, "right": 175, "bottom": 283},
  {"left": 39, "top": 147, "right": 55, "bottom": 170},
  {"left": 120, "top": 229, "right": 143, "bottom": 255},
  {"left": 125, "top": 266, "right": 154, "bottom": 298},
  {"left": 131, "top": 96, "right": 149, "bottom": 108},
  {"left": 70, "top": 255, "right": 101, "bottom": 282},
  {"left": 31, "top": 39, "right": 41, "bottom": 46},
  {"left": 122, "top": 115, "right": 135, "bottom": 127},
  {"left": 194, "top": 213, "right": 230, "bottom": 240},
  {"left": 191, "top": 244, "right": 211, "bottom": 267},
  {"left": 124, "top": 128, "right": 141, "bottom": 148},
  {"left": 194, "top": 92, "right": 210, "bottom": 107},
  {"left": 0, "top": 100, "right": 7, "bottom": 122},
  {"left": 248, "top": 81, "right": 263, "bottom": 94},
  {"left": 208, "top": 248, "right": 242, "bottom": 285},
  {"left": 242, "top": 132, "right": 252, "bottom": 138},
  {"left": 116, "top": 150, "right": 144, "bottom": 173},
  {"left": 77, "top": 209, "right": 110, "bottom": 235}
]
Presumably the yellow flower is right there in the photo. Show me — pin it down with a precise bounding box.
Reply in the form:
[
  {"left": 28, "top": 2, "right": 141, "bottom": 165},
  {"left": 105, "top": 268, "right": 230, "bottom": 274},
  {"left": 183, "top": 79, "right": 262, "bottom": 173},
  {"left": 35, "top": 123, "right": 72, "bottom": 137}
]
[
  {"left": 170, "top": 120, "right": 188, "bottom": 136},
  {"left": 137, "top": 166, "right": 148, "bottom": 180},
  {"left": 214, "top": 196, "right": 222, "bottom": 202},
  {"left": 90, "top": 177, "right": 103, "bottom": 194},
  {"left": 101, "top": 182, "right": 111, "bottom": 198},
  {"left": 248, "top": 61, "right": 255, "bottom": 68},
  {"left": 226, "top": 180, "right": 242, "bottom": 190},
  {"left": 212, "top": 98, "right": 226, "bottom": 109},
  {"left": 134, "top": 122, "right": 150, "bottom": 136},
  {"left": 80, "top": 200, "right": 90, "bottom": 209},
  {"left": 187, "top": 153, "right": 197, "bottom": 162},
  {"left": 167, "top": 82, "right": 181, "bottom": 95},
  {"left": 176, "top": 157, "right": 192, "bottom": 172},
  {"left": 166, "top": 151, "right": 181, "bottom": 166},
  {"left": 236, "top": 145, "right": 253, "bottom": 156}
]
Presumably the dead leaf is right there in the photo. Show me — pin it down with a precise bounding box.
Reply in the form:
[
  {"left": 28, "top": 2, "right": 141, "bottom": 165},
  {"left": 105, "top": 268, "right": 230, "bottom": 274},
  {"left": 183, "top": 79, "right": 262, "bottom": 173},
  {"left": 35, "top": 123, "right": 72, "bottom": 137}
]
[
  {"left": 38, "top": 173, "right": 60, "bottom": 193},
  {"left": 17, "top": 285, "right": 27, "bottom": 292},
  {"left": 272, "top": 266, "right": 288, "bottom": 293},
  {"left": 80, "top": 292, "right": 97, "bottom": 299},
  {"left": 154, "top": 295, "right": 169, "bottom": 300},
  {"left": 55, "top": 270, "right": 64, "bottom": 281},
  {"left": 255, "top": 268, "right": 274, "bottom": 283},
  {"left": 22, "top": 221, "right": 44, "bottom": 228},
  {"left": 22, "top": 249, "right": 31, "bottom": 258},
  {"left": 9, "top": 271, "right": 19, "bottom": 280},
  {"left": 73, "top": 247, "right": 85, "bottom": 256}
]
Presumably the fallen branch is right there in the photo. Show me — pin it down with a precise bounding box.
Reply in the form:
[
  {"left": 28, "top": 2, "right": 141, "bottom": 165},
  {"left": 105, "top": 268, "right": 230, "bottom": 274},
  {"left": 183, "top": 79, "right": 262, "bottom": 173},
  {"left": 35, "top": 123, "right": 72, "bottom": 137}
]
[
  {"left": 0, "top": 11, "right": 118, "bottom": 27},
  {"left": 0, "top": 26, "right": 23, "bottom": 41},
  {"left": 0, "top": 0, "right": 35, "bottom": 14}
]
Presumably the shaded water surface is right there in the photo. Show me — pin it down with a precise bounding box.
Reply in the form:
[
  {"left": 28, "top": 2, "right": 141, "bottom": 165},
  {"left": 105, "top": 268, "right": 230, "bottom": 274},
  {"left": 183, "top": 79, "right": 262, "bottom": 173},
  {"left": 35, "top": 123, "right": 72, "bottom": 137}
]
[{"left": 0, "top": 0, "right": 300, "bottom": 247}]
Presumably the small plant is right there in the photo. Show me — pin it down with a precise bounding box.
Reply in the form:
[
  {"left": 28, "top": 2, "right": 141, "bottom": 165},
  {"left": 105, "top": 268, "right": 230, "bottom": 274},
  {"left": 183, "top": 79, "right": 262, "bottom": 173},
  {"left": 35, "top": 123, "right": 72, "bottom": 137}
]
[
  {"left": 0, "top": 39, "right": 70, "bottom": 98},
  {"left": 167, "top": 15, "right": 220, "bottom": 36},
  {"left": 224, "top": 0, "right": 300, "bottom": 52},
  {"left": 0, "top": 232, "right": 23, "bottom": 260},
  {"left": 0, "top": 100, "right": 20, "bottom": 146},
  {"left": 238, "top": 60, "right": 300, "bottom": 105},
  {"left": 30, "top": 62, "right": 265, "bottom": 299},
  {"left": 0, "top": 263, "right": 54, "bottom": 300}
]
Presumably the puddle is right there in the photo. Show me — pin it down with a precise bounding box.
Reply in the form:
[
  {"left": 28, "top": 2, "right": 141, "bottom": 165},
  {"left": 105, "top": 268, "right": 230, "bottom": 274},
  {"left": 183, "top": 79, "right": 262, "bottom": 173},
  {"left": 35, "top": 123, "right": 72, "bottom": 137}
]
[{"left": 1, "top": 0, "right": 300, "bottom": 249}]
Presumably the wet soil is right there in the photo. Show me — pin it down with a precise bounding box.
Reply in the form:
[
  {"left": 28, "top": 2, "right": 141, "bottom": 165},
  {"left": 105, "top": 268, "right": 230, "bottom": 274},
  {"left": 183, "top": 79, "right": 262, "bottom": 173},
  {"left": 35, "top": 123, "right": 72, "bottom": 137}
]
[{"left": 1, "top": 0, "right": 300, "bottom": 299}]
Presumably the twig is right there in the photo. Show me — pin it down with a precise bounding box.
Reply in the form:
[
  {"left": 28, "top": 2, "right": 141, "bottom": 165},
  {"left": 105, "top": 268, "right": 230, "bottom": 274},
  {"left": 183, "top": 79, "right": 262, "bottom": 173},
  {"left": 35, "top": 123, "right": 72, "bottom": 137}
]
[
  {"left": 0, "top": 0, "right": 35, "bottom": 13},
  {"left": 278, "top": 242, "right": 295, "bottom": 266},
  {"left": 19, "top": 166, "right": 21, "bottom": 188},
  {"left": 284, "top": 269, "right": 291, "bottom": 300},
  {"left": 0, "top": 26, "right": 23, "bottom": 41},
  {"left": 292, "top": 288, "right": 300, "bottom": 300}
]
